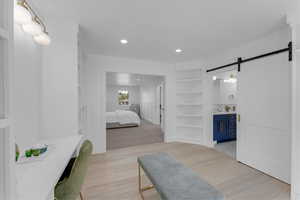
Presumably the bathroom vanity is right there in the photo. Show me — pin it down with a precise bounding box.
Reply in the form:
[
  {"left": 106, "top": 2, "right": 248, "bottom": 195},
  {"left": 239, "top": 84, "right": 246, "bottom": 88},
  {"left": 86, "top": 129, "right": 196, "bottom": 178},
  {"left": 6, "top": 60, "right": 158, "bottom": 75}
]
[{"left": 213, "top": 113, "right": 237, "bottom": 143}]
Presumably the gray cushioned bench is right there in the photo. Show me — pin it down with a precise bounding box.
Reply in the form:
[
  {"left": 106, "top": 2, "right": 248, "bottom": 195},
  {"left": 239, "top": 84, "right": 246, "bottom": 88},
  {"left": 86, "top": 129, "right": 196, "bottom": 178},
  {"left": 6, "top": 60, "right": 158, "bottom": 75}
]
[{"left": 137, "top": 152, "right": 224, "bottom": 200}]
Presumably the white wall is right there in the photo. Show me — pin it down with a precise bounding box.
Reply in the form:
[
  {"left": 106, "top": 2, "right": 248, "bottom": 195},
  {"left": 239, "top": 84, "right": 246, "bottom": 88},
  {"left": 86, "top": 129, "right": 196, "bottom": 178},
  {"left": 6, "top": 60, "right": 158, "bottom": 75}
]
[
  {"left": 13, "top": 17, "right": 80, "bottom": 146},
  {"left": 12, "top": 24, "right": 42, "bottom": 149},
  {"left": 106, "top": 85, "right": 140, "bottom": 112},
  {"left": 40, "top": 21, "right": 79, "bottom": 139},
  {"left": 82, "top": 55, "right": 175, "bottom": 153}
]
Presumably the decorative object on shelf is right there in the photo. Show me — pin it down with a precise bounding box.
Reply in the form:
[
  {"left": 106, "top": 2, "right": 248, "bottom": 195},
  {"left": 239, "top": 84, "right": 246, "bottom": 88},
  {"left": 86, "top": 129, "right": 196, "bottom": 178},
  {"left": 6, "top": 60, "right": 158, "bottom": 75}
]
[
  {"left": 40, "top": 145, "right": 48, "bottom": 154},
  {"left": 17, "top": 144, "right": 50, "bottom": 164},
  {"left": 14, "top": 0, "right": 51, "bottom": 45},
  {"left": 25, "top": 149, "right": 32, "bottom": 158},
  {"left": 32, "top": 148, "right": 40, "bottom": 157},
  {"left": 31, "top": 144, "right": 48, "bottom": 156},
  {"left": 225, "top": 105, "right": 231, "bottom": 112},
  {"left": 232, "top": 106, "right": 236, "bottom": 112}
]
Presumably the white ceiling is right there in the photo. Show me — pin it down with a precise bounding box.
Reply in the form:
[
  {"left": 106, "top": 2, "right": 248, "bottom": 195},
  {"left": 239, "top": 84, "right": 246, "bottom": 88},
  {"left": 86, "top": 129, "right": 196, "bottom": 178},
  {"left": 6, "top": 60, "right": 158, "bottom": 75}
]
[
  {"left": 32, "top": 0, "right": 289, "bottom": 63},
  {"left": 106, "top": 72, "right": 164, "bottom": 86}
]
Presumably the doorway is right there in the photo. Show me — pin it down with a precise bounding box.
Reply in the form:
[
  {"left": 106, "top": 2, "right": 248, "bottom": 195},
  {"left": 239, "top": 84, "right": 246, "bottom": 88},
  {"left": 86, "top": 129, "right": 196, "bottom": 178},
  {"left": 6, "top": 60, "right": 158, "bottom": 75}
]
[
  {"left": 105, "top": 72, "right": 165, "bottom": 150},
  {"left": 211, "top": 69, "right": 238, "bottom": 159},
  {"left": 159, "top": 83, "right": 165, "bottom": 131}
]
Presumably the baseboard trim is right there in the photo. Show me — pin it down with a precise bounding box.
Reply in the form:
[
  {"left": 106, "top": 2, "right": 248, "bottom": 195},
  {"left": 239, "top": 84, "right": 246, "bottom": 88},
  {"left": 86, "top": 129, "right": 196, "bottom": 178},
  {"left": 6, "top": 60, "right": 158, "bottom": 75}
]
[{"left": 166, "top": 137, "right": 203, "bottom": 145}]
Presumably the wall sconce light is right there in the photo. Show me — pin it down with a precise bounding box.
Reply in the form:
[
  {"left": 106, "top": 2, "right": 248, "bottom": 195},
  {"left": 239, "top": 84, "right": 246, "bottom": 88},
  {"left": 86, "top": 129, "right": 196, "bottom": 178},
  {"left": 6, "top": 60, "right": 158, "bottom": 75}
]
[
  {"left": 14, "top": 2, "right": 31, "bottom": 25},
  {"left": 14, "top": 0, "right": 51, "bottom": 46},
  {"left": 33, "top": 32, "right": 51, "bottom": 45},
  {"left": 22, "top": 20, "right": 43, "bottom": 36}
]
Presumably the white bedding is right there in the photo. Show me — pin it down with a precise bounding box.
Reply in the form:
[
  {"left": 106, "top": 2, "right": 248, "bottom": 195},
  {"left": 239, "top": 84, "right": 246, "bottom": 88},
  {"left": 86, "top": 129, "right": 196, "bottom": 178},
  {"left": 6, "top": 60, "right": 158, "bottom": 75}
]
[{"left": 106, "top": 110, "right": 140, "bottom": 125}]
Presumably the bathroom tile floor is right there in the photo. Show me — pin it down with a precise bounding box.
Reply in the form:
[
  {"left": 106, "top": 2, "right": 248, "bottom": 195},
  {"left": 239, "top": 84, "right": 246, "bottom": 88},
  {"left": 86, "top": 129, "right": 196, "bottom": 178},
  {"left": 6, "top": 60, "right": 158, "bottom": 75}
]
[{"left": 215, "top": 141, "right": 236, "bottom": 159}]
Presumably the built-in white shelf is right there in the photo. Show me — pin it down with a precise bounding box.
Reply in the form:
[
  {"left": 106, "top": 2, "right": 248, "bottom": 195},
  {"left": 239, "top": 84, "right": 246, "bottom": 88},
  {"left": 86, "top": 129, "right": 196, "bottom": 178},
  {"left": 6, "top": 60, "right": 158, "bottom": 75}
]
[
  {"left": 176, "top": 78, "right": 202, "bottom": 83},
  {"left": 176, "top": 67, "right": 204, "bottom": 143},
  {"left": 0, "top": 28, "right": 8, "bottom": 40},
  {"left": 176, "top": 69, "right": 202, "bottom": 80},
  {"left": 177, "top": 115, "right": 202, "bottom": 118},
  {"left": 177, "top": 124, "right": 203, "bottom": 129},
  {"left": 176, "top": 68, "right": 202, "bottom": 72},
  {"left": 176, "top": 92, "right": 202, "bottom": 95},
  {"left": 177, "top": 103, "right": 202, "bottom": 106}
]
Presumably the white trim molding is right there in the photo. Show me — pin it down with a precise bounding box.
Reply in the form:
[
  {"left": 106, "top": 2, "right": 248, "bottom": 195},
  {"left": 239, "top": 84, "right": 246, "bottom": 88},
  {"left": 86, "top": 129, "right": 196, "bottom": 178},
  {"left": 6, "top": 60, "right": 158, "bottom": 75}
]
[{"left": 287, "top": 10, "right": 300, "bottom": 199}]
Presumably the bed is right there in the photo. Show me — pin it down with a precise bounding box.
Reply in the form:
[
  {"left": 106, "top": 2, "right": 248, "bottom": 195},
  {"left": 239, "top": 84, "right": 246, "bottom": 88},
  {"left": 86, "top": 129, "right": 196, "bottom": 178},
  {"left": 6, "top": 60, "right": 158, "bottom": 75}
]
[{"left": 106, "top": 109, "right": 141, "bottom": 129}]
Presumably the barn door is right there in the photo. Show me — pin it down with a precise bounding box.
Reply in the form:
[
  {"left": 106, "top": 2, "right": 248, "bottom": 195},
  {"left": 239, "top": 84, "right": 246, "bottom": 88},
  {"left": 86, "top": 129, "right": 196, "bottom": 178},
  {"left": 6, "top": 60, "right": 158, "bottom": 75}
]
[{"left": 237, "top": 53, "right": 291, "bottom": 183}]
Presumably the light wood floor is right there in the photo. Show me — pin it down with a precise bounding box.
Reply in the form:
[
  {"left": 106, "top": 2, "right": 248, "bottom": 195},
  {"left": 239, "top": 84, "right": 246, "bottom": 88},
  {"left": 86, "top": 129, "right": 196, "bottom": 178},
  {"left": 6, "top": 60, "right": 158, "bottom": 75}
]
[{"left": 83, "top": 142, "right": 290, "bottom": 200}]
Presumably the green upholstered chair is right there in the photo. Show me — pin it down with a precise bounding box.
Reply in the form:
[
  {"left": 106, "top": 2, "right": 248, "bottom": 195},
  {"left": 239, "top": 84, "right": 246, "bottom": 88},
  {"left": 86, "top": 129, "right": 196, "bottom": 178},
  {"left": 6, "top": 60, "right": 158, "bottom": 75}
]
[{"left": 55, "top": 140, "right": 93, "bottom": 200}]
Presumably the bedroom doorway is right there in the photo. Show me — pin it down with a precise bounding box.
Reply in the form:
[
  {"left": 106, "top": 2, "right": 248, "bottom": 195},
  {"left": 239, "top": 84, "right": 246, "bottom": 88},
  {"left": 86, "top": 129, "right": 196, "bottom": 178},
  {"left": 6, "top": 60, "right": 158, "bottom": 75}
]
[{"left": 105, "top": 72, "right": 165, "bottom": 150}]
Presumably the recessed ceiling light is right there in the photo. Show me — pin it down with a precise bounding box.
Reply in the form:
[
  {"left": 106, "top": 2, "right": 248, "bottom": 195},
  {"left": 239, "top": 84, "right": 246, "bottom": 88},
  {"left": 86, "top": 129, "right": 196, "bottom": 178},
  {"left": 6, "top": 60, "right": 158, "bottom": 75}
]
[
  {"left": 120, "top": 39, "right": 128, "bottom": 44},
  {"left": 175, "top": 49, "right": 183, "bottom": 53}
]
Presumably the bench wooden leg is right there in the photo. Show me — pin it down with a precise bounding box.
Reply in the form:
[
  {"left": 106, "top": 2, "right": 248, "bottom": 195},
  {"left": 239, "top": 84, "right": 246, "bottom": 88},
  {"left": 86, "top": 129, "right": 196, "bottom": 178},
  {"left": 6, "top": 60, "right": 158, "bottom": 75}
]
[
  {"left": 138, "top": 163, "right": 154, "bottom": 199},
  {"left": 80, "top": 192, "right": 84, "bottom": 200}
]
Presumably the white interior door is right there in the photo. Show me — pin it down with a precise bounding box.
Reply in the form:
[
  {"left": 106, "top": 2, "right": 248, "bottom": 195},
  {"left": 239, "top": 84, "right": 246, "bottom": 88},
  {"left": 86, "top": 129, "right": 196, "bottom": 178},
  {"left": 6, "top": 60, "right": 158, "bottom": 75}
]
[
  {"left": 160, "top": 83, "right": 165, "bottom": 131},
  {"left": 237, "top": 53, "right": 291, "bottom": 183}
]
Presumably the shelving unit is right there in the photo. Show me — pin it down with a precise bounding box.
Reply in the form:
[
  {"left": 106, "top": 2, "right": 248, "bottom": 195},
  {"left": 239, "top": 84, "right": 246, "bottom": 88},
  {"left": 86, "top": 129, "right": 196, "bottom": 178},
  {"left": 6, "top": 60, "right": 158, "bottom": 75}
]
[
  {"left": 177, "top": 103, "right": 202, "bottom": 106},
  {"left": 177, "top": 114, "right": 202, "bottom": 118},
  {"left": 177, "top": 125, "right": 203, "bottom": 128},
  {"left": 0, "top": 0, "right": 14, "bottom": 199},
  {"left": 176, "top": 78, "right": 202, "bottom": 83},
  {"left": 176, "top": 68, "right": 204, "bottom": 144},
  {"left": 176, "top": 91, "right": 202, "bottom": 95}
]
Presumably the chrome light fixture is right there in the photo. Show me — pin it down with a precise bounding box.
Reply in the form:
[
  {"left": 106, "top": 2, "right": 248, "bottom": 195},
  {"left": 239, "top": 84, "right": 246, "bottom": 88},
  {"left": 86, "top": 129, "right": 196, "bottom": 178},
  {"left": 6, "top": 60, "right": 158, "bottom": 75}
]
[{"left": 14, "top": 0, "right": 51, "bottom": 46}]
